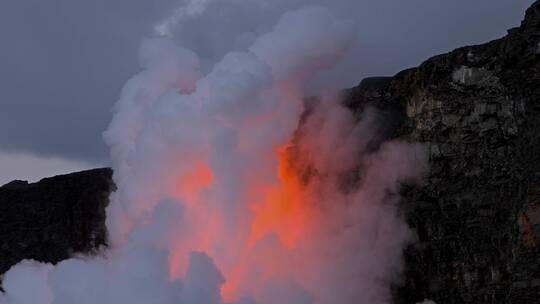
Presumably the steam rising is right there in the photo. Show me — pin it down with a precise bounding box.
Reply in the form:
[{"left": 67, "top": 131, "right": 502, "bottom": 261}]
[
  {"left": 155, "top": 0, "right": 214, "bottom": 37},
  {"left": 0, "top": 6, "right": 426, "bottom": 304}
]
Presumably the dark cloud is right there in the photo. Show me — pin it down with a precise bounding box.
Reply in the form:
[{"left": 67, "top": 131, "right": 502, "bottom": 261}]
[
  {"left": 0, "top": 0, "right": 535, "bottom": 163},
  {"left": 0, "top": 0, "right": 177, "bottom": 162}
]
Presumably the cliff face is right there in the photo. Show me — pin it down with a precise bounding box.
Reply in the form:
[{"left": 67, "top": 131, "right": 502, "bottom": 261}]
[
  {"left": 0, "top": 168, "right": 113, "bottom": 276},
  {"left": 346, "top": 2, "right": 540, "bottom": 303},
  {"left": 0, "top": 2, "right": 539, "bottom": 303}
]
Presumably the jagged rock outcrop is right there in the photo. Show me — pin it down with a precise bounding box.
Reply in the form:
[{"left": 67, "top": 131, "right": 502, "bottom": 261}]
[
  {"left": 0, "top": 168, "right": 113, "bottom": 276},
  {"left": 0, "top": 2, "right": 539, "bottom": 303},
  {"left": 346, "top": 2, "right": 540, "bottom": 303}
]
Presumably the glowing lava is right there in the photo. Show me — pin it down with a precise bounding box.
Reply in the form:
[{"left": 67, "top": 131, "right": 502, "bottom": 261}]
[{"left": 248, "top": 145, "right": 310, "bottom": 249}]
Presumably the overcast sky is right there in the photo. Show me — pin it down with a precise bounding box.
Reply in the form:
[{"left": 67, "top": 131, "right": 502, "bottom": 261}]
[{"left": 0, "top": 0, "right": 535, "bottom": 184}]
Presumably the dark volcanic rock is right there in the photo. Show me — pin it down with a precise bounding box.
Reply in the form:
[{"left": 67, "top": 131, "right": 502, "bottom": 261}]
[
  {"left": 346, "top": 2, "right": 540, "bottom": 303},
  {"left": 0, "top": 168, "right": 113, "bottom": 275}
]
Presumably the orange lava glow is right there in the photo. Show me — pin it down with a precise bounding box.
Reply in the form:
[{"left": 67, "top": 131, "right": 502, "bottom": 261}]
[
  {"left": 248, "top": 146, "right": 309, "bottom": 248},
  {"left": 169, "top": 160, "right": 217, "bottom": 279},
  {"left": 175, "top": 160, "right": 213, "bottom": 203},
  {"left": 220, "top": 144, "right": 312, "bottom": 300},
  {"left": 169, "top": 144, "right": 313, "bottom": 301}
]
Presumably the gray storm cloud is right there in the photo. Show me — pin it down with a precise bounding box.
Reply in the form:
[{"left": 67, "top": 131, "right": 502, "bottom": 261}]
[
  {"left": 0, "top": 0, "right": 531, "bottom": 168},
  {"left": 0, "top": 5, "right": 427, "bottom": 304}
]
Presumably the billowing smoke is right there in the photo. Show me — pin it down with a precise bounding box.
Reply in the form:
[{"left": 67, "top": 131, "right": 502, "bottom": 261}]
[
  {"left": 0, "top": 6, "right": 427, "bottom": 304},
  {"left": 155, "top": 0, "right": 215, "bottom": 37}
]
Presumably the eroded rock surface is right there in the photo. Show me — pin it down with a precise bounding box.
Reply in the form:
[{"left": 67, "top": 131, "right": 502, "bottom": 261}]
[
  {"left": 346, "top": 2, "right": 540, "bottom": 302},
  {"left": 0, "top": 168, "right": 113, "bottom": 276}
]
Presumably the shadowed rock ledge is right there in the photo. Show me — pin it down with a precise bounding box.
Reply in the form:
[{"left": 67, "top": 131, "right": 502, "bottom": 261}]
[{"left": 0, "top": 168, "right": 113, "bottom": 276}]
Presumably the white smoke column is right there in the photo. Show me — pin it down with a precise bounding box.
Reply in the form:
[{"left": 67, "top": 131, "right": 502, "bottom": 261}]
[
  {"left": 0, "top": 5, "right": 427, "bottom": 304},
  {"left": 155, "top": 0, "right": 215, "bottom": 37}
]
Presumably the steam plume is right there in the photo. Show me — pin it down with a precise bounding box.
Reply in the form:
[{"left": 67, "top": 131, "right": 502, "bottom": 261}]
[
  {"left": 155, "top": 0, "right": 215, "bottom": 37},
  {"left": 0, "top": 6, "right": 426, "bottom": 304}
]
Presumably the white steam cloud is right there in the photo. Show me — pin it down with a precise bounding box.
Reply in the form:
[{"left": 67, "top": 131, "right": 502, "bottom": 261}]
[
  {"left": 155, "top": 0, "right": 215, "bottom": 37},
  {"left": 0, "top": 5, "right": 427, "bottom": 304}
]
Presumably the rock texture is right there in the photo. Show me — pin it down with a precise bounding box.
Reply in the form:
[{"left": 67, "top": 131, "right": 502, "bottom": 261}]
[
  {"left": 0, "top": 2, "right": 539, "bottom": 303},
  {"left": 0, "top": 168, "right": 113, "bottom": 276},
  {"left": 346, "top": 2, "right": 540, "bottom": 303}
]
